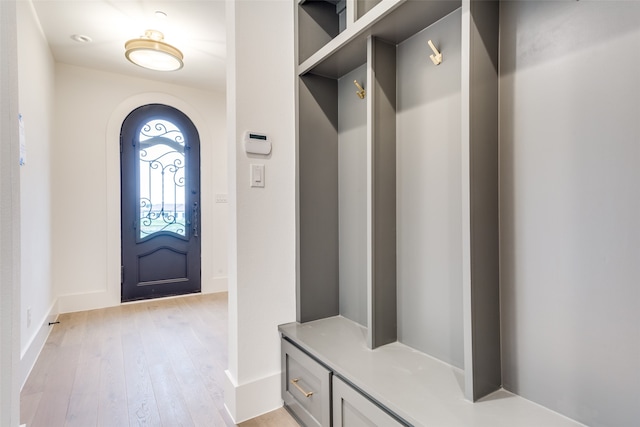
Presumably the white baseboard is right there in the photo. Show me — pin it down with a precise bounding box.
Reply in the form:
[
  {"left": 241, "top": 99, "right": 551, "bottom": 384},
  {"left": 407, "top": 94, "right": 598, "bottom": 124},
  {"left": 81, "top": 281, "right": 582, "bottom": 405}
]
[
  {"left": 224, "top": 369, "right": 283, "bottom": 423},
  {"left": 203, "top": 276, "right": 228, "bottom": 294},
  {"left": 57, "top": 276, "right": 228, "bottom": 314},
  {"left": 20, "top": 299, "right": 59, "bottom": 389},
  {"left": 57, "top": 289, "right": 118, "bottom": 314}
]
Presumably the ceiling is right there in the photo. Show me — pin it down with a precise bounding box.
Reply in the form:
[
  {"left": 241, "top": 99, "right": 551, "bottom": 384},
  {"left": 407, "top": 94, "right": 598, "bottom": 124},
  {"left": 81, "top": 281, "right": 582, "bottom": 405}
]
[{"left": 31, "top": 0, "right": 227, "bottom": 93}]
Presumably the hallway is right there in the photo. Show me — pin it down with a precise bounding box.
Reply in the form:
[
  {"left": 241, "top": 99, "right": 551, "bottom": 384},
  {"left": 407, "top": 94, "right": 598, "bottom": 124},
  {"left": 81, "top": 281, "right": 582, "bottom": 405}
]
[{"left": 20, "top": 293, "right": 298, "bottom": 426}]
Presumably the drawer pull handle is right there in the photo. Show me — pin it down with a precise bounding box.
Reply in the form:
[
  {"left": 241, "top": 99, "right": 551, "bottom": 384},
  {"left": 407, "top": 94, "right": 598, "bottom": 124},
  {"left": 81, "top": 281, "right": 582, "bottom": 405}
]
[{"left": 291, "top": 378, "right": 314, "bottom": 398}]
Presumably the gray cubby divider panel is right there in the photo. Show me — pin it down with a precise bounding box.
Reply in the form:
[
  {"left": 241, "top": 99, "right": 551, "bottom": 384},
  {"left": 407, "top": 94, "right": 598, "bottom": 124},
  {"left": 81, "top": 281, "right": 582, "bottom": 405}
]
[
  {"left": 367, "top": 36, "right": 397, "bottom": 349},
  {"left": 461, "top": 0, "right": 501, "bottom": 402},
  {"left": 298, "top": 74, "right": 340, "bottom": 323}
]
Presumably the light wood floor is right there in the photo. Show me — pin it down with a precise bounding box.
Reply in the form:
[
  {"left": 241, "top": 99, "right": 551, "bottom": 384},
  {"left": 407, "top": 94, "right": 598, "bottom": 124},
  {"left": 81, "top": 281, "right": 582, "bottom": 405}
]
[{"left": 21, "top": 293, "right": 299, "bottom": 427}]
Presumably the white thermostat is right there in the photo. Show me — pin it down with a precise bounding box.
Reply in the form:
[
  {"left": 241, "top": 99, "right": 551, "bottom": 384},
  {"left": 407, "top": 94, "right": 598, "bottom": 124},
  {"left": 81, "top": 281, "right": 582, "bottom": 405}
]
[{"left": 243, "top": 131, "right": 272, "bottom": 155}]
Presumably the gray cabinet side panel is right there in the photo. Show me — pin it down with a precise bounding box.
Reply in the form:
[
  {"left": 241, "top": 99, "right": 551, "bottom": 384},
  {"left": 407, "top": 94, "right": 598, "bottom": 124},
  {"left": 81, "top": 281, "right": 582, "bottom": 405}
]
[
  {"left": 338, "top": 64, "right": 368, "bottom": 327},
  {"left": 369, "top": 37, "right": 397, "bottom": 348},
  {"left": 298, "top": 74, "right": 340, "bottom": 322},
  {"left": 499, "top": 2, "right": 640, "bottom": 425},
  {"left": 396, "top": 10, "right": 464, "bottom": 368},
  {"left": 468, "top": 0, "right": 501, "bottom": 400}
]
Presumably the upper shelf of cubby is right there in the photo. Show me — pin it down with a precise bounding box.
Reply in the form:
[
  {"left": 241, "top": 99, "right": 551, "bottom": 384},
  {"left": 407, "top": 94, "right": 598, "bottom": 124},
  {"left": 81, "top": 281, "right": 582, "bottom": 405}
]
[{"left": 298, "top": 0, "right": 461, "bottom": 79}]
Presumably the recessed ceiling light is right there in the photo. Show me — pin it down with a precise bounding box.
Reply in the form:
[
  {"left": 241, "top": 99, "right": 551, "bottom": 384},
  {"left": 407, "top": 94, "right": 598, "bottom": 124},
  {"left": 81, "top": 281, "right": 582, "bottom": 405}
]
[
  {"left": 71, "top": 34, "right": 92, "bottom": 43},
  {"left": 155, "top": 10, "right": 167, "bottom": 19}
]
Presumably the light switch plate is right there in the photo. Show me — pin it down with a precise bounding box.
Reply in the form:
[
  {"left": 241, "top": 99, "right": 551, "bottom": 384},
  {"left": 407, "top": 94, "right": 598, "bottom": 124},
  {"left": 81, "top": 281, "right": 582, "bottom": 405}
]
[{"left": 250, "top": 164, "right": 265, "bottom": 188}]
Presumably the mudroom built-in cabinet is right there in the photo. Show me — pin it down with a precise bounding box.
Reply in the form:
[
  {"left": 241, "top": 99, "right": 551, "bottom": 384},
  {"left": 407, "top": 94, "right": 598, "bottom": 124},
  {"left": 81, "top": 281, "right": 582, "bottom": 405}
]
[{"left": 279, "top": 0, "right": 568, "bottom": 425}]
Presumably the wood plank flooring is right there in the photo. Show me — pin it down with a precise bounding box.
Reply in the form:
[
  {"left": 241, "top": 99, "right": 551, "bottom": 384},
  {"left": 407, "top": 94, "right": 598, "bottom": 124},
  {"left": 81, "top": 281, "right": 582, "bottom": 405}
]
[{"left": 20, "top": 293, "right": 299, "bottom": 427}]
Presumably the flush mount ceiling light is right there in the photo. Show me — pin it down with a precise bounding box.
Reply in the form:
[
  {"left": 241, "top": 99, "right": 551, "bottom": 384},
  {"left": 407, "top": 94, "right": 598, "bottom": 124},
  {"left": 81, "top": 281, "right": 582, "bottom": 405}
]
[{"left": 125, "top": 29, "right": 183, "bottom": 71}]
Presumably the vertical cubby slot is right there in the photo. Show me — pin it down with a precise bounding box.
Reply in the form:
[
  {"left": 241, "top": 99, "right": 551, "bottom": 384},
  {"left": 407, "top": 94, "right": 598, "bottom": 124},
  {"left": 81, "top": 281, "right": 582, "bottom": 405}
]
[
  {"left": 396, "top": 9, "right": 464, "bottom": 369},
  {"left": 298, "top": 0, "right": 344, "bottom": 64},
  {"left": 338, "top": 65, "right": 368, "bottom": 328},
  {"left": 298, "top": 67, "right": 369, "bottom": 328},
  {"left": 356, "top": 0, "right": 382, "bottom": 21}
]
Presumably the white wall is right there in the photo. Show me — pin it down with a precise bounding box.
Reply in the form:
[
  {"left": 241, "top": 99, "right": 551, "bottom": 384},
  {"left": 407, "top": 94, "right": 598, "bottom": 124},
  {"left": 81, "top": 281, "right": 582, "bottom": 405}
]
[
  {"left": 16, "top": 0, "right": 57, "bottom": 387},
  {"left": 0, "top": 1, "right": 22, "bottom": 424},
  {"left": 52, "top": 63, "right": 227, "bottom": 313},
  {"left": 500, "top": 2, "right": 640, "bottom": 426},
  {"left": 224, "top": 0, "right": 296, "bottom": 422}
]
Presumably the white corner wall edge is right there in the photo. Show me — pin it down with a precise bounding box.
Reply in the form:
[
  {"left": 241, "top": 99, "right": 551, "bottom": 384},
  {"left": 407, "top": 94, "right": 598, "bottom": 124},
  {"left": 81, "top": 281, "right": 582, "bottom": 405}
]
[
  {"left": 20, "top": 299, "right": 58, "bottom": 389},
  {"left": 224, "top": 369, "right": 283, "bottom": 424}
]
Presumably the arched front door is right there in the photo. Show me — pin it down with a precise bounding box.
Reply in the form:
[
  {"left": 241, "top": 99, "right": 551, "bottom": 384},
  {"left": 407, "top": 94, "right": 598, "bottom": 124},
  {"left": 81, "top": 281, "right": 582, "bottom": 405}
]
[{"left": 120, "top": 104, "right": 201, "bottom": 302}]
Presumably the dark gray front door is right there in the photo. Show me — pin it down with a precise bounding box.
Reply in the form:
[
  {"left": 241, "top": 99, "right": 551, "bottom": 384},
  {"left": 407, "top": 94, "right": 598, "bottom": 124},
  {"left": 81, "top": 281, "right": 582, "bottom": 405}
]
[{"left": 120, "top": 104, "right": 201, "bottom": 302}]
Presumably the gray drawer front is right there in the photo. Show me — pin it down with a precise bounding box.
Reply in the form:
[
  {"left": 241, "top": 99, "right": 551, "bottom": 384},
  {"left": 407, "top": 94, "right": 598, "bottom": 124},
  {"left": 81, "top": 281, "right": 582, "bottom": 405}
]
[
  {"left": 282, "top": 339, "right": 331, "bottom": 427},
  {"left": 333, "top": 376, "right": 405, "bottom": 427}
]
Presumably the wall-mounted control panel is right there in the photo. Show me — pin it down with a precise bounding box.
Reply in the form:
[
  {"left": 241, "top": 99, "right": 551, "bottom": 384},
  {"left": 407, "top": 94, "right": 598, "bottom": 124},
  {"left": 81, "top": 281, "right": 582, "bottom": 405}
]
[{"left": 244, "top": 131, "right": 271, "bottom": 155}]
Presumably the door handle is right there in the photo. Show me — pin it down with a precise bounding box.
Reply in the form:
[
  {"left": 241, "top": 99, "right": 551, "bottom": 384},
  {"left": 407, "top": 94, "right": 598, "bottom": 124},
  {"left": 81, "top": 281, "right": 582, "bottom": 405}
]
[{"left": 192, "top": 201, "right": 199, "bottom": 238}]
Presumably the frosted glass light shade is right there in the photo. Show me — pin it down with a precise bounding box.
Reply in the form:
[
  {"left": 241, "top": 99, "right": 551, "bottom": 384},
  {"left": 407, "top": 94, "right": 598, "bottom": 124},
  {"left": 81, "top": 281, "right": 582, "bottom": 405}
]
[{"left": 125, "top": 30, "right": 183, "bottom": 71}]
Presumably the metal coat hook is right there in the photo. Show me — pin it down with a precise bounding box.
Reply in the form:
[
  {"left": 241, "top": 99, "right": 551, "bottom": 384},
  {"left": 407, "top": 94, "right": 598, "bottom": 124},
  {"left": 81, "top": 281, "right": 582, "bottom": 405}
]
[
  {"left": 353, "top": 80, "right": 366, "bottom": 99},
  {"left": 428, "top": 40, "right": 442, "bottom": 65}
]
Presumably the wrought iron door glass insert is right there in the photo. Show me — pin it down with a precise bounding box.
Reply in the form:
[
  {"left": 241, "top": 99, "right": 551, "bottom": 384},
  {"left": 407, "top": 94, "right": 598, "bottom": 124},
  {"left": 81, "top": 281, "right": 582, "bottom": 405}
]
[{"left": 138, "top": 119, "right": 186, "bottom": 238}]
